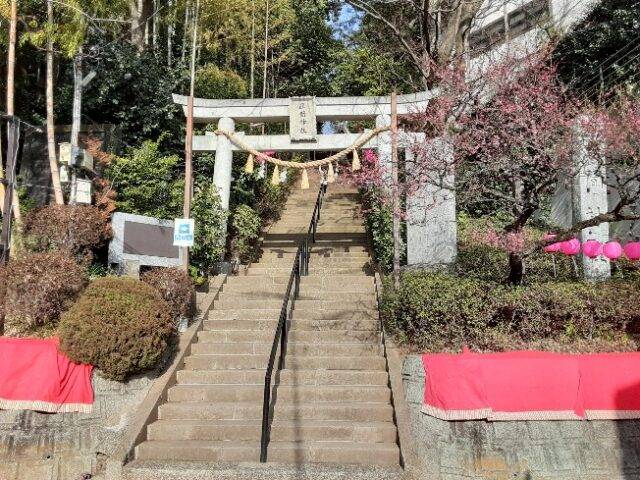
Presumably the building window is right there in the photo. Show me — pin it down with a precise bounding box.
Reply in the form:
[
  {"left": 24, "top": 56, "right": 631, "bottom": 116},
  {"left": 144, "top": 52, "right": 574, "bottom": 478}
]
[{"left": 468, "top": 0, "right": 549, "bottom": 57}]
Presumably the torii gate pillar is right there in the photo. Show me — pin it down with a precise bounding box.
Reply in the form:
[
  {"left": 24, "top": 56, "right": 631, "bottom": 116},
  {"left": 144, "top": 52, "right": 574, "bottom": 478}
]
[{"left": 212, "top": 117, "right": 235, "bottom": 210}]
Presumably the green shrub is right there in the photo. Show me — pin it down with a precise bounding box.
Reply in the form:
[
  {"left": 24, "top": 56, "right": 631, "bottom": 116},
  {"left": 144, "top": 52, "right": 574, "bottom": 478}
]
[
  {"left": 141, "top": 267, "right": 195, "bottom": 319},
  {"left": 106, "top": 140, "right": 183, "bottom": 219},
  {"left": 2, "top": 251, "right": 88, "bottom": 336},
  {"left": 383, "top": 270, "right": 640, "bottom": 352},
  {"left": 24, "top": 204, "right": 110, "bottom": 259},
  {"left": 230, "top": 205, "right": 261, "bottom": 263},
  {"left": 382, "top": 271, "right": 500, "bottom": 351},
  {"left": 59, "top": 277, "right": 175, "bottom": 381},
  {"left": 190, "top": 182, "right": 228, "bottom": 275},
  {"left": 359, "top": 189, "right": 404, "bottom": 274}
]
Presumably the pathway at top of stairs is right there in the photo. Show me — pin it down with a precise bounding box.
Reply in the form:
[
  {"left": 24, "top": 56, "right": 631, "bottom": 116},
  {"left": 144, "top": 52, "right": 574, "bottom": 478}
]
[{"left": 125, "top": 179, "right": 403, "bottom": 479}]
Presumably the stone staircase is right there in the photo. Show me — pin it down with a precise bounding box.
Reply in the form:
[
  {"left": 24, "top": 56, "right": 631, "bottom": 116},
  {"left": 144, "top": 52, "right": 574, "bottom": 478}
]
[{"left": 126, "top": 180, "right": 401, "bottom": 477}]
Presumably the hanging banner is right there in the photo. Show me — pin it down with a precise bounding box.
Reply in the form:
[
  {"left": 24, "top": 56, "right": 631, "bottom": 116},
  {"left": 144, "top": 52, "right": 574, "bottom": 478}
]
[
  {"left": 173, "top": 218, "right": 195, "bottom": 247},
  {"left": 289, "top": 96, "right": 317, "bottom": 142}
]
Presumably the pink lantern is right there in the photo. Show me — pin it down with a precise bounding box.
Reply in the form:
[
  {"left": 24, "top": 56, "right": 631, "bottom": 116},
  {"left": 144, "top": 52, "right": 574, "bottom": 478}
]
[
  {"left": 582, "top": 240, "right": 603, "bottom": 258},
  {"left": 543, "top": 234, "right": 561, "bottom": 253},
  {"left": 560, "top": 238, "right": 581, "bottom": 256},
  {"left": 603, "top": 241, "right": 623, "bottom": 260},
  {"left": 624, "top": 242, "right": 640, "bottom": 261}
]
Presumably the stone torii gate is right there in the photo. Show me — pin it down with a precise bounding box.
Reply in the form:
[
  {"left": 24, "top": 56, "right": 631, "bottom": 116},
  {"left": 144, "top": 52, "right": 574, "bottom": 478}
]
[{"left": 173, "top": 91, "right": 457, "bottom": 267}]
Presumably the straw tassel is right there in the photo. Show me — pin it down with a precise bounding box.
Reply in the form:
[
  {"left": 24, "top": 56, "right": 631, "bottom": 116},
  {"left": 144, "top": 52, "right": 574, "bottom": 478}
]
[
  {"left": 244, "top": 153, "right": 254, "bottom": 173},
  {"left": 327, "top": 162, "right": 335, "bottom": 183},
  {"left": 352, "top": 149, "right": 361, "bottom": 171},
  {"left": 271, "top": 164, "right": 280, "bottom": 185},
  {"left": 300, "top": 168, "right": 310, "bottom": 190}
]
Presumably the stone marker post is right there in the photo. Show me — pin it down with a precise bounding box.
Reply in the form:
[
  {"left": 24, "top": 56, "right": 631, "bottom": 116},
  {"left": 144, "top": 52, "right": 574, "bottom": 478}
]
[
  {"left": 572, "top": 125, "right": 611, "bottom": 280},
  {"left": 406, "top": 138, "right": 457, "bottom": 267},
  {"left": 376, "top": 114, "right": 392, "bottom": 190}
]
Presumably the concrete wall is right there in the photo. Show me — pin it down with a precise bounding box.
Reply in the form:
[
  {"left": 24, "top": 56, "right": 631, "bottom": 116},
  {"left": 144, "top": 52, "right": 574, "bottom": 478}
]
[
  {"left": 19, "top": 124, "right": 121, "bottom": 206},
  {"left": 0, "top": 371, "right": 154, "bottom": 480},
  {"left": 402, "top": 355, "right": 640, "bottom": 480}
]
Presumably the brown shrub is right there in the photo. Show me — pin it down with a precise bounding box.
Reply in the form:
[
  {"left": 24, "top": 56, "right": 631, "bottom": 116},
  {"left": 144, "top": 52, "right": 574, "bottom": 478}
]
[
  {"left": 59, "top": 277, "right": 175, "bottom": 381},
  {"left": 24, "top": 204, "right": 111, "bottom": 258},
  {"left": 3, "top": 251, "right": 88, "bottom": 336},
  {"left": 141, "top": 267, "right": 195, "bottom": 319}
]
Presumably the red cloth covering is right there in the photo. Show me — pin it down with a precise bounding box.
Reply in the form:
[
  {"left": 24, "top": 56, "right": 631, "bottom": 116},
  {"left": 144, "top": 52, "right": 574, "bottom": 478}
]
[
  {"left": 0, "top": 337, "right": 93, "bottom": 413},
  {"left": 422, "top": 350, "right": 640, "bottom": 421}
]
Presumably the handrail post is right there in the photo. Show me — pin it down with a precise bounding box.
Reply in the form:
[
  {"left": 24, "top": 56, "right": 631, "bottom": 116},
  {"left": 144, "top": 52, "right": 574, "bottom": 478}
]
[{"left": 260, "top": 373, "right": 271, "bottom": 462}]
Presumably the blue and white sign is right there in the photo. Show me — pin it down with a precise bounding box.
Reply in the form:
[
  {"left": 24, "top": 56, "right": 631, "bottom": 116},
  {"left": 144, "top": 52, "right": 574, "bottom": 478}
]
[{"left": 173, "top": 218, "right": 195, "bottom": 247}]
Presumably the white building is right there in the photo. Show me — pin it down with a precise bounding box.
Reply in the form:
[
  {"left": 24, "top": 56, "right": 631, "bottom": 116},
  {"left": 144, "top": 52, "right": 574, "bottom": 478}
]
[{"left": 467, "top": 0, "right": 600, "bottom": 75}]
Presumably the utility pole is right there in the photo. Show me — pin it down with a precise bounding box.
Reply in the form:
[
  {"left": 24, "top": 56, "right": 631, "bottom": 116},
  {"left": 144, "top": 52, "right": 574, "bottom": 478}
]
[
  {"left": 182, "top": 0, "right": 200, "bottom": 270},
  {"left": 391, "top": 91, "right": 400, "bottom": 288},
  {"left": 69, "top": 47, "right": 83, "bottom": 204}
]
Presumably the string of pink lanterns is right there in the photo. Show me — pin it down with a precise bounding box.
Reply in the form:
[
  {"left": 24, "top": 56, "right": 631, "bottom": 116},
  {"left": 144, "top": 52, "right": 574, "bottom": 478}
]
[{"left": 544, "top": 234, "right": 640, "bottom": 261}]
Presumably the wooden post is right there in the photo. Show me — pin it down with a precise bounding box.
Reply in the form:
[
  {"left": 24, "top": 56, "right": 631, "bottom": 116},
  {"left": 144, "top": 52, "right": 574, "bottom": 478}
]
[
  {"left": 391, "top": 91, "right": 400, "bottom": 288},
  {"left": 182, "top": 0, "right": 200, "bottom": 271}
]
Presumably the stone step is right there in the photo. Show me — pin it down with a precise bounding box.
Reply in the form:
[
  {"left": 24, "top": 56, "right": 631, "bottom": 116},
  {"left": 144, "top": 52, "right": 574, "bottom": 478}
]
[
  {"left": 266, "top": 441, "right": 400, "bottom": 466},
  {"left": 202, "top": 318, "right": 379, "bottom": 332},
  {"left": 221, "top": 282, "right": 373, "bottom": 294},
  {"left": 260, "top": 251, "right": 369, "bottom": 259},
  {"left": 214, "top": 299, "right": 376, "bottom": 310},
  {"left": 251, "top": 257, "right": 370, "bottom": 270},
  {"left": 261, "top": 246, "right": 369, "bottom": 254},
  {"left": 224, "top": 275, "right": 373, "bottom": 287},
  {"left": 269, "top": 226, "right": 366, "bottom": 234},
  {"left": 167, "top": 384, "right": 391, "bottom": 403},
  {"left": 147, "top": 419, "right": 397, "bottom": 443},
  {"left": 218, "top": 291, "right": 374, "bottom": 302},
  {"left": 123, "top": 460, "right": 404, "bottom": 480},
  {"left": 246, "top": 268, "right": 369, "bottom": 276},
  {"left": 135, "top": 440, "right": 399, "bottom": 466},
  {"left": 176, "top": 368, "right": 389, "bottom": 386},
  {"left": 184, "top": 354, "right": 386, "bottom": 371},
  {"left": 190, "top": 341, "right": 380, "bottom": 356},
  {"left": 208, "top": 309, "right": 373, "bottom": 320},
  {"left": 197, "top": 329, "right": 379, "bottom": 344},
  {"left": 158, "top": 401, "right": 394, "bottom": 423}
]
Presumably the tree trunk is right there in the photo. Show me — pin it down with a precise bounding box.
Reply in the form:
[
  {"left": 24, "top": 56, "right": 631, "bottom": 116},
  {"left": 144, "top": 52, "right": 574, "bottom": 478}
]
[
  {"left": 129, "top": 0, "right": 152, "bottom": 52},
  {"left": 508, "top": 252, "right": 524, "bottom": 285},
  {"left": 5, "top": 0, "right": 22, "bottom": 224},
  {"left": 46, "top": 0, "right": 65, "bottom": 205}
]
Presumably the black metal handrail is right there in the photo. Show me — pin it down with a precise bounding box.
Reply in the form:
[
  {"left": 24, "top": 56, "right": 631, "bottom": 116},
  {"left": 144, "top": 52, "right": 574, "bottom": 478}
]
[{"left": 260, "top": 181, "right": 327, "bottom": 462}]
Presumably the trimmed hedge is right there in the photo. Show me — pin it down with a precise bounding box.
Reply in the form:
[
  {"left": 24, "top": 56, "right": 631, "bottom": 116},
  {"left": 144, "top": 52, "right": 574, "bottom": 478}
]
[
  {"left": 382, "top": 270, "right": 640, "bottom": 353},
  {"left": 59, "top": 277, "right": 175, "bottom": 381},
  {"left": 2, "top": 251, "right": 88, "bottom": 336},
  {"left": 141, "top": 267, "right": 195, "bottom": 319}
]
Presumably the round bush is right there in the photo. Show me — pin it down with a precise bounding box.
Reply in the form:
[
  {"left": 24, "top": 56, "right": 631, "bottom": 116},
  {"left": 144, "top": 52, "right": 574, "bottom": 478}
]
[
  {"left": 3, "top": 251, "right": 88, "bottom": 336},
  {"left": 141, "top": 267, "right": 195, "bottom": 319},
  {"left": 59, "top": 277, "right": 175, "bottom": 381},
  {"left": 24, "top": 204, "right": 110, "bottom": 258}
]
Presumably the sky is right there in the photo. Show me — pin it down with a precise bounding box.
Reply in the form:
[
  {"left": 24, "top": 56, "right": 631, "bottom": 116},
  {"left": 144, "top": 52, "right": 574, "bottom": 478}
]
[{"left": 330, "top": 3, "right": 362, "bottom": 40}]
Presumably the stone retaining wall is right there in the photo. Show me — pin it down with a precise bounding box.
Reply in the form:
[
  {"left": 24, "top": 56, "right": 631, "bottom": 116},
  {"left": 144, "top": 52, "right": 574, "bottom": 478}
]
[
  {"left": 402, "top": 354, "right": 640, "bottom": 480},
  {"left": 0, "top": 373, "right": 154, "bottom": 480}
]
